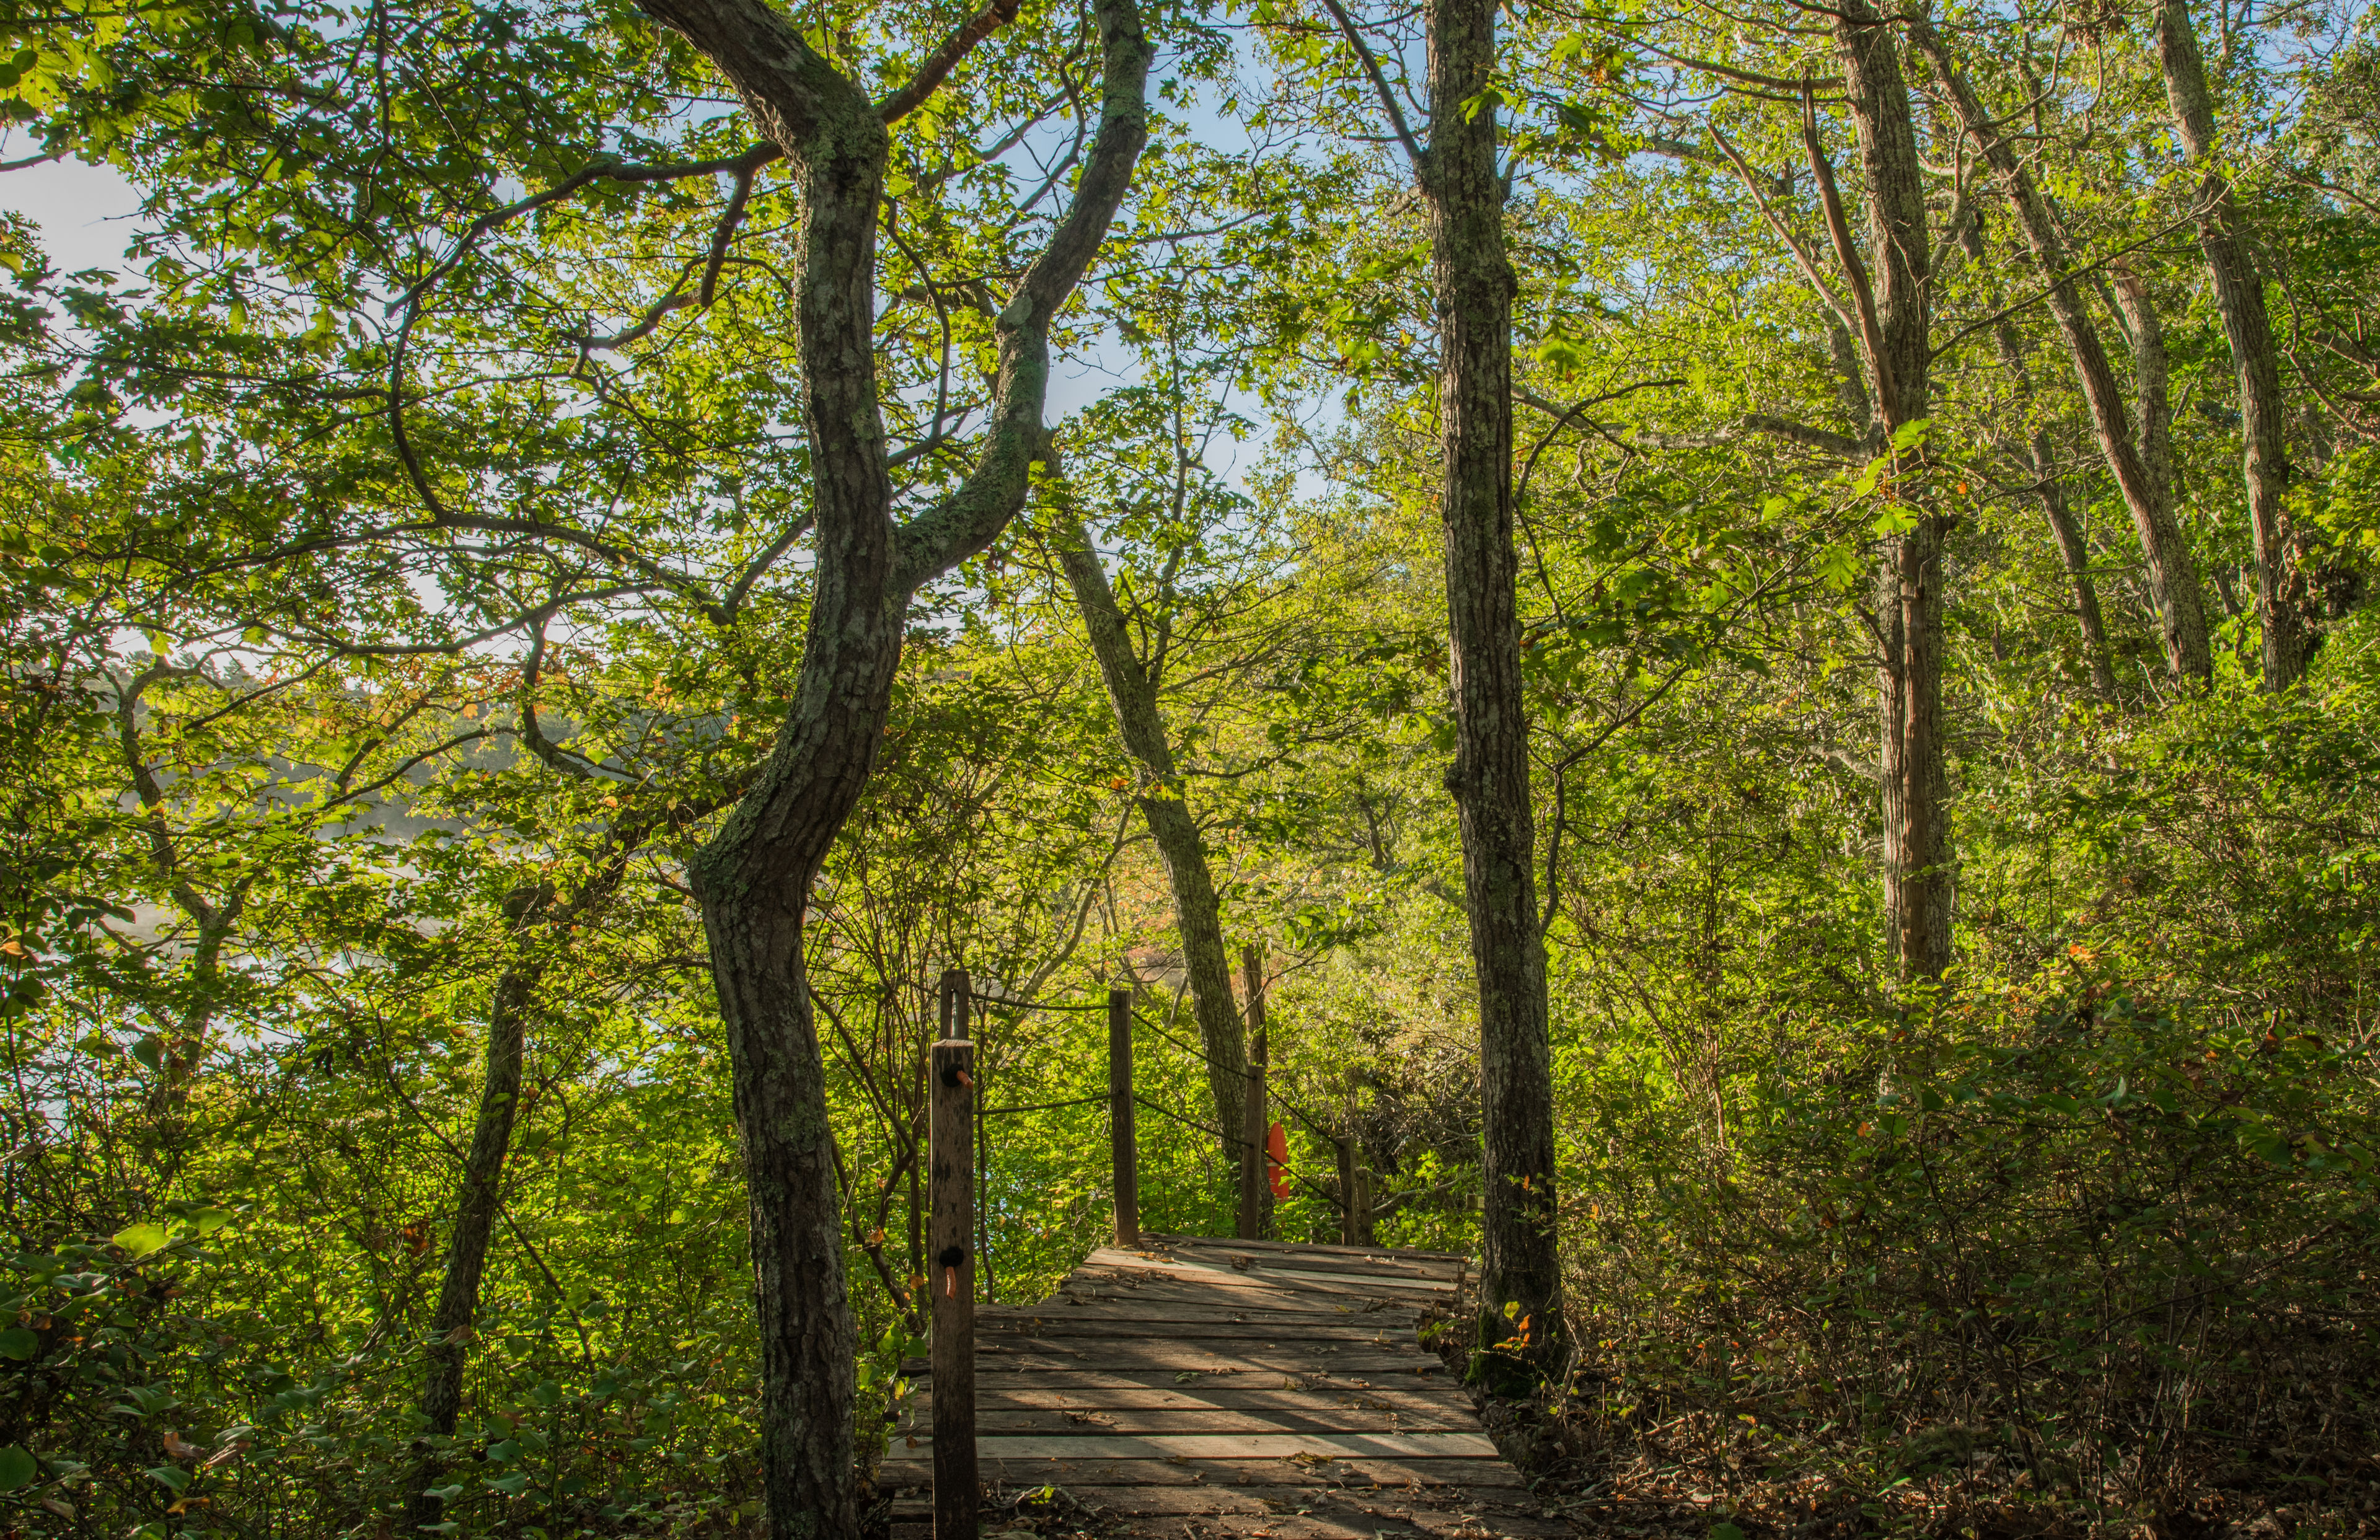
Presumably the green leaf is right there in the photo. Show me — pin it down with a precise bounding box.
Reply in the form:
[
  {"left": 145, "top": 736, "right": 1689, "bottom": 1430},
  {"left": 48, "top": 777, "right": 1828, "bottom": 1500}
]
[
  {"left": 145, "top": 1464, "right": 190, "bottom": 1493},
  {"left": 0, "top": 1327, "right": 37, "bottom": 1360},
  {"left": 113, "top": 1223, "right": 171, "bottom": 1259},
  {"left": 0, "top": 1446, "right": 33, "bottom": 1492}
]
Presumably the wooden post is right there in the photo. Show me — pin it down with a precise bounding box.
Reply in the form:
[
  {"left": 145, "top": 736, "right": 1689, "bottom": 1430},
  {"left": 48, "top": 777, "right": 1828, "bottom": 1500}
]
[
  {"left": 1338, "top": 1083, "right": 1359, "bottom": 1246},
  {"left": 1237, "top": 946, "right": 1268, "bottom": 1241},
  {"left": 1108, "top": 988, "right": 1139, "bottom": 1246},
  {"left": 930, "top": 992, "right": 977, "bottom": 1539}
]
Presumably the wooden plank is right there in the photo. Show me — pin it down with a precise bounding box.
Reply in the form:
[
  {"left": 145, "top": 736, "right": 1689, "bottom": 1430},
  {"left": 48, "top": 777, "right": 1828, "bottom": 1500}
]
[
  {"left": 1033, "top": 1300, "right": 1421, "bottom": 1328},
  {"left": 1042, "top": 1285, "right": 1409, "bottom": 1314},
  {"left": 977, "top": 1314, "right": 1414, "bottom": 1342},
  {"left": 1069, "top": 1258, "right": 1435, "bottom": 1296},
  {"left": 1086, "top": 1243, "right": 1457, "bottom": 1284},
  {"left": 891, "top": 1486, "right": 1541, "bottom": 1519},
  {"left": 1153, "top": 1243, "right": 1467, "bottom": 1285},
  {"left": 1064, "top": 1267, "right": 1438, "bottom": 1308},
  {"left": 1137, "top": 1238, "right": 1466, "bottom": 1275},
  {"left": 902, "top": 1491, "right": 1571, "bottom": 1536},
  {"left": 1157, "top": 1236, "right": 1468, "bottom": 1280},
  {"left": 964, "top": 1345, "right": 1450, "bottom": 1376},
  {"left": 891, "top": 1405, "right": 1484, "bottom": 1435},
  {"left": 894, "top": 1510, "right": 1561, "bottom": 1540},
  {"left": 921, "top": 1384, "right": 1471, "bottom": 1412},
  {"left": 1054, "top": 1276, "right": 1424, "bottom": 1316},
  {"left": 889, "top": 1431, "right": 1499, "bottom": 1460},
  {"left": 904, "top": 1367, "right": 1463, "bottom": 1392},
  {"left": 1080, "top": 1247, "right": 1455, "bottom": 1295},
  {"left": 875, "top": 1456, "right": 1527, "bottom": 1490}
]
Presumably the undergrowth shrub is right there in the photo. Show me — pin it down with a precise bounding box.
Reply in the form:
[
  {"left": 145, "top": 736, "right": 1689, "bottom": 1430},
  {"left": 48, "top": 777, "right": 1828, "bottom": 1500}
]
[{"left": 1554, "top": 977, "right": 2379, "bottom": 1530}]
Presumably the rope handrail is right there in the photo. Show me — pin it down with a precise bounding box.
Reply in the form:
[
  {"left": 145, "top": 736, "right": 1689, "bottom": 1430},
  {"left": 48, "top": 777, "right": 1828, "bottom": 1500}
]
[
  {"left": 960, "top": 986, "right": 1340, "bottom": 1145},
  {"left": 1132, "top": 1008, "right": 1343, "bottom": 1147},
  {"left": 981, "top": 1093, "right": 1106, "bottom": 1117},
  {"left": 1132, "top": 1093, "right": 1349, "bottom": 1212},
  {"left": 969, "top": 991, "right": 1111, "bottom": 1013}
]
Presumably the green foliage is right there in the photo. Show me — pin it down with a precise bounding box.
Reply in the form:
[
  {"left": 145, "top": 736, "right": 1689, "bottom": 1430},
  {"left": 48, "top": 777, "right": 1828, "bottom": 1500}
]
[{"left": 0, "top": 0, "right": 2373, "bottom": 1529}]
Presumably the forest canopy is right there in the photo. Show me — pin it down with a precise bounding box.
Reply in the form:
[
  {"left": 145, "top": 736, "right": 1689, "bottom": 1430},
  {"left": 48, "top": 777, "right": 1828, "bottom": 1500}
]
[{"left": 1, "top": 0, "right": 2377, "bottom": 1533}]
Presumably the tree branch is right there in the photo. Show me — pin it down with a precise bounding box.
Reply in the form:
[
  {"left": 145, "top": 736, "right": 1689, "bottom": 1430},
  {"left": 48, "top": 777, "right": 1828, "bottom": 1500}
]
[
  {"left": 1708, "top": 120, "right": 1861, "bottom": 340},
  {"left": 1311, "top": 0, "right": 1428, "bottom": 172},
  {"left": 889, "top": 0, "right": 1153, "bottom": 592},
  {"left": 878, "top": 0, "right": 1023, "bottom": 125}
]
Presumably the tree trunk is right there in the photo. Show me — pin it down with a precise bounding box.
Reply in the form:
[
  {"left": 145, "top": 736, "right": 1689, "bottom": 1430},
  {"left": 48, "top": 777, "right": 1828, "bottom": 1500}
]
[
  {"left": 2155, "top": 0, "right": 2306, "bottom": 689},
  {"left": 626, "top": 1, "right": 1151, "bottom": 1529},
  {"left": 1421, "top": 0, "right": 1564, "bottom": 1374},
  {"left": 403, "top": 881, "right": 552, "bottom": 1532},
  {"left": 1957, "top": 209, "right": 2118, "bottom": 693},
  {"left": 1835, "top": 0, "right": 1950, "bottom": 980},
  {"left": 1912, "top": 15, "right": 2214, "bottom": 686},
  {"left": 1049, "top": 513, "right": 1248, "bottom": 1161},
  {"left": 2031, "top": 431, "right": 2120, "bottom": 695},
  {"left": 2109, "top": 263, "right": 2179, "bottom": 526}
]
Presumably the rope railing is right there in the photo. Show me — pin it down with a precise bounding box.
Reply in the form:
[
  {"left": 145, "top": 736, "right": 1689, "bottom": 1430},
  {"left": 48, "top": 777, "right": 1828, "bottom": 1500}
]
[
  {"left": 933, "top": 971, "right": 1380, "bottom": 1304},
  {"left": 979, "top": 1093, "right": 1106, "bottom": 1117},
  {"left": 925, "top": 964, "right": 1390, "bottom": 1532},
  {"left": 1132, "top": 1008, "right": 1344, "bottom": 1148},
  {"left": 968, "top": 991, "right": 1111, "bottom": 1013},
  {"left": 1132, "top": 1093, "right": 1350, "bottom": 1211},
  {"left": 958, "top": 982, "right": 1344, "bottom": 1145}
]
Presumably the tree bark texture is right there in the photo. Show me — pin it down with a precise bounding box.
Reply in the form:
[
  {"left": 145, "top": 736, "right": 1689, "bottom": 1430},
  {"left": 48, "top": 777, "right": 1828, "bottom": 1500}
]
[
  {"left": 2156, "top": 0, "right": 2306, "bottom": 689},
  {"left": 1913, "top": 15, "right": 2214, "bottom": 686},
  {"left": 2109, "top": 263, "right": 2179, "bottom": 527},
  {"left": 1834, "top": 1, "right": 1950, "bottom": 980},
  {"left": 1421, "top": 0, "right": 1565, "bottom": 1371},
  {"left": 1050, "top": 514, "right": 1249, "bottom": 1163},
  {"left": 620, "top": 1, "right": 1150, "bottom": 1530}
]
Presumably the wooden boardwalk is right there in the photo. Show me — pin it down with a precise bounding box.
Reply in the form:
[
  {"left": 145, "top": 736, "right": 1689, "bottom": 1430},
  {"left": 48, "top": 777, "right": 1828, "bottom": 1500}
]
[{"left": 877, "top": 1234, "right": 1568, "bottom": 1538}]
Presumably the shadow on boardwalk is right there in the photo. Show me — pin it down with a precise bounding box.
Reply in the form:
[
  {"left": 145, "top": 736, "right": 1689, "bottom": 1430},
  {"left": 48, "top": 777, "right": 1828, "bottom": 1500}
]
[{"left": 876, "top": 1234, "right": 1572, "bottom": 1538}]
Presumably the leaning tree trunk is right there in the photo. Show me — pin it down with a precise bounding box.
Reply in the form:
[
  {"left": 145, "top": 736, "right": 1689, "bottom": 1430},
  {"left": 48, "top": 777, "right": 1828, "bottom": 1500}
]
[
  {"left": 1913, "top": 15, "right": 2213, "bottom": 687},
  {"left": 2109, "top": 263, "right": 2180, "bottom": 529},
  {"left": 2156, "top": 0, "right": 2305, "bottom": 689},
  {"left": 2029, "top": 431, "right": 2119, "bottom": 695},
  {"left": 1049, "top": 513, "right": 1249, "bottom": 1166},
  {"left": 1961, "top": 208, "right": 2113, "bottom": 695},
  {"left": 402, "top": 851, "right": 646, "bottom": 1530},
  {"left": 403, "top": 882, "right": 551, "bottom": 1532},
  {"left": 1422, "top": 0, "right": 1565, "bottom": 1375},
  {"left": 1829, "top": 0, "right": 1949, "bottom": 980},
  {"left": 1958, "top": 209, "right": 2118, "bottom": 693},
  {"left": 625, "top": 0, "right": 1152, "bottom": 1531}
]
